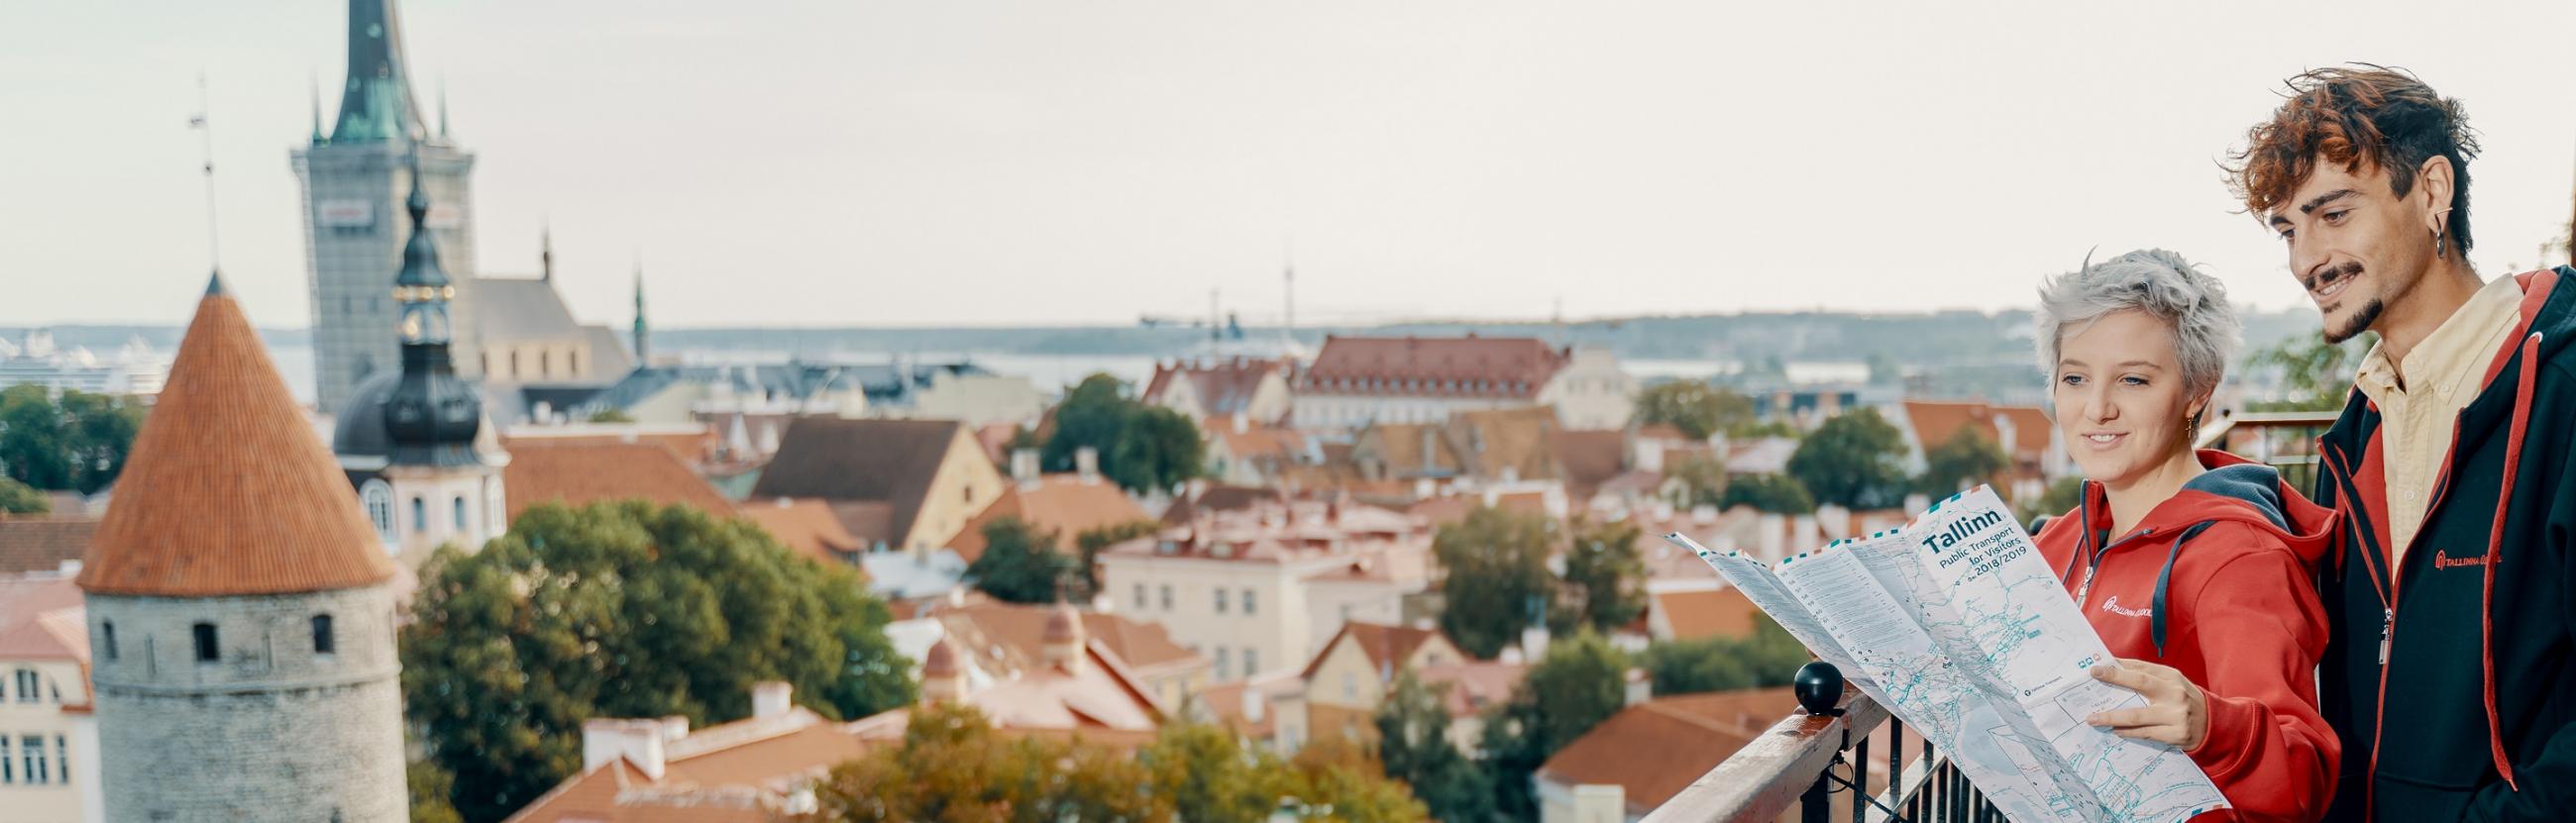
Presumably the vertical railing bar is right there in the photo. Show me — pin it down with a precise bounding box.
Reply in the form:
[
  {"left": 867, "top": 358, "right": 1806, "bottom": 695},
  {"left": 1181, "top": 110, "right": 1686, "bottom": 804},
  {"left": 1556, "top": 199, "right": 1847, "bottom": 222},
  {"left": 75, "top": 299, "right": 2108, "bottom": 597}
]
[{"left": 1852, "top": 733, "right": 1870, "bottom": 823}]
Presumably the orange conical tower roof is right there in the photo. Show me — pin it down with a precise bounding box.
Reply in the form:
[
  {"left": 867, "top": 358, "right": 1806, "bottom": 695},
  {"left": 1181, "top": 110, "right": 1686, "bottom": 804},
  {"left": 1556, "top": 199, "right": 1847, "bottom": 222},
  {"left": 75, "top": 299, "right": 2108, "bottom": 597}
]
[{"left": 78, "top": 277, "right": 394, "bottom": 597}]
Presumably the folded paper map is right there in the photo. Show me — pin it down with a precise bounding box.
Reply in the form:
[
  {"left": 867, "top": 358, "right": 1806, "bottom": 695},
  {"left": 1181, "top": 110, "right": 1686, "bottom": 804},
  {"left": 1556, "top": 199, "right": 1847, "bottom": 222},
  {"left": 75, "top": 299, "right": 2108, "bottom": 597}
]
[{"left": 1666, "top": 485, "right": 2227, "bottom": 823}]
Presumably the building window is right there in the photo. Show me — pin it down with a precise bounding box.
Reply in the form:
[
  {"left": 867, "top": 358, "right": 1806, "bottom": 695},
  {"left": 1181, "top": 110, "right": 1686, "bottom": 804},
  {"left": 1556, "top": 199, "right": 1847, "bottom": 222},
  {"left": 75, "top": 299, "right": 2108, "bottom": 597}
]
[
  {"left": 101, "top": 621, "right": 116, "bottom": 661},
  {"left": 1, "top": 736, "right": 11, "bottom": 784},
  {"left": 361, "top": 480, "right": 395, "bottom": 543},
  {"left": 1342, "top": 672, "right": 1357, "bottom": 701},
  {"left": 510, "top": 351, "right": 522, "bottom": 376},
  {"left": 52, "top": 736, "right": 64, "bottom": 785},
  {"left": 1159, "top": 585, "right": 1173, "bottom": 611},
  {"left": 411, "top": 496, "right": 427, "bottom": 534},
  {"left": 452, "top": 495, "right": 468, "bottom": 531},
  {"left": 192, "top": 622, "right": 219, "bottom": 663},
  {"left": 312, "top": 614, "right": 336, "bottom": 655},
  {"left": 21, "top": 735, "right": 45, "bottom": 785},
  {"left": 1132, "top": 584, "right": 1146, "bottom": 611},
  {"left": 540, "top": 351, "right": 552, "bottom": 376},
  {"left": 1215, "top": 647, "right": 1230, "bottom": 680},
  {"left": 11, "top": 668, "right": 34, "bottom": 702},
  {"left": 1242, "top": 588, "right": 1256, "bottom": 615},
  {"left": 1243, "top": 648, "right": 1257, "bottom": 675},
  {"left": 1215, "top": 588, "right": 1228, "bottom": 614}
]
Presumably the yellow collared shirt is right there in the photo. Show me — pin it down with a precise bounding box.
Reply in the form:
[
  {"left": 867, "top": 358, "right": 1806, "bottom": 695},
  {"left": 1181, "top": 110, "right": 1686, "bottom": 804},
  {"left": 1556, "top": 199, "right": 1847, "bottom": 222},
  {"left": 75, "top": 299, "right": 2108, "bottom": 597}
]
[{"left": 2352, "top": 274, "right": 2523, "bottom": 563}]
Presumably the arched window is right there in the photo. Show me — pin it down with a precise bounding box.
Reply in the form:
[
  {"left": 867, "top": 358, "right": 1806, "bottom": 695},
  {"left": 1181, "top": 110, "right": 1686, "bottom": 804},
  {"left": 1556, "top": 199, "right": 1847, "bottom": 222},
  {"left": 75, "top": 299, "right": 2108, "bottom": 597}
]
[
  {"left": 360, "top": 480, "right": 395, "bottom": 544},
  {"left": 192, "top": 622, "right": 219, "bottom": 663},
  {"left": 452, "top": 496, "right": 467, "bottom": 531},
  {"left": 311, "top": 615, "right": 335, "bottom": 655},
  {"left": 411, "top": 496, "right": 427, "bottom": 534}
]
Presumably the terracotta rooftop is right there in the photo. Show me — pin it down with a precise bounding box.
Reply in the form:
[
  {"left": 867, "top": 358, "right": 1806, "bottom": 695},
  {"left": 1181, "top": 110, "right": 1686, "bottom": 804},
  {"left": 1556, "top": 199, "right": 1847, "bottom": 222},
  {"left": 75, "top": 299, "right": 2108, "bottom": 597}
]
[
  {"left": 1354, "top": 406, "right": 1564, "bottom": 481},
  {"left": 1157, "top": 484, "right": 1286, "bottom": 527},
  {"left": 1536, "top": 687, "right": 1799, "bottom": 815},
  {"left": 79, "top": 285, "right": 394, "bottom": 597},
  {"left": 1300, "top": 621, "right": 1452, "bottom": 680},
  {"left": 0, "top": 574, "right": 86, "bottom": 634},
  {"left": 749, "top": 418, "right": 973, "bottom": 549},
  {"left": 504, "top": 441, "right": 740, "bottom": 522},
  {"left": 0, "top": 606, "right": 88, "bottom": 664},
  {"left": 950, "top": 474, "right": 1149, "bottom": 564},
  {"left": 931, "top": 600, "right": 1203, "bottom": 675},
  {"left": 0, "top": 517, "right": 97, "bottom": 575},
  {"left": 502, "top": 425, "right": 720, "bottom": 465},
  {"left": 1203, "top": 419, "right": 1305, "bottom": 464},
  {"left": 502, "top": 709, "right": 910, "bottom": 823},
  {"left": 1903, "top": 399, "right": 2051, "bottom": 462},
  {"left": 1553, "top": 429, "right": 1630, "bottom": 501},
  {"left": 1299, "top": 335, "right": 1567, "bottom": 399},
  {"left": 1416, "top": 659, "right": 1526, "bottom": 718},
  {"left": 1651, "top": 587, "right": 1762, "bottom": 641},
  {"left": 1145, "top": 358, "right": 1287, "bottom": 416},
  {"left": 739, "top": 497, "right": 864, "bottom": 563}
]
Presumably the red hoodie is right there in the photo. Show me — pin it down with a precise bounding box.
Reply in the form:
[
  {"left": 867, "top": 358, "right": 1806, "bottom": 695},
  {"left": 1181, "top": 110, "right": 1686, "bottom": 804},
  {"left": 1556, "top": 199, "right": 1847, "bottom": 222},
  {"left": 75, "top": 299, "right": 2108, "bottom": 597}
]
[{"left": 2032, "top": 450, "right": 2342, "bottom": 823}]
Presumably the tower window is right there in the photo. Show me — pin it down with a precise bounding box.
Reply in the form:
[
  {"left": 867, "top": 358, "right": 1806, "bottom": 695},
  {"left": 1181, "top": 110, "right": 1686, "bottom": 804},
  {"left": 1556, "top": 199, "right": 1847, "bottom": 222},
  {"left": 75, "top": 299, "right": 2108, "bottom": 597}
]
[
  {"left": 192, "top": 623, "right": 219, "bottom": 663},
  {"left": 101, "top": 621, "right": 116, "bottom": 661},
  {"left": 312, "top": 614, "right": 336, "bottom": 655},
  {"left": 452, "top": 496, "right": 467, "bottom": 530},
  {"left": 412, "top": 496, "right": 427, "bottom": 534}
]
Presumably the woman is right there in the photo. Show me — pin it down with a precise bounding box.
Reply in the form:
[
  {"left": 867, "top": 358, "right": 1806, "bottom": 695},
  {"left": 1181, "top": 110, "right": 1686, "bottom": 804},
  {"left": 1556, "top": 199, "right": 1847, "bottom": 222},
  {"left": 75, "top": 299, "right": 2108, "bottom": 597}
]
[{"left": 2031, "top": 249, "right": 2339, "bottom": 823}]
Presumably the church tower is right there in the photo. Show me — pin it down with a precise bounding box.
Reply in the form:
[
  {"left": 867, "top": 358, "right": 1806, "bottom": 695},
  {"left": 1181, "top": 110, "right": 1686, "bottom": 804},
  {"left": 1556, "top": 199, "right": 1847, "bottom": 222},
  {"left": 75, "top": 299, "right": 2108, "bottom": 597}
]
[
  {"left": 294, "top": 0, "right": 481, "bottom": 414},
  {"left": 77, "top": 275, "right": 409, "bottom": 821},
  {"left": 331, "top": 154, "right": 509, "bottom": 566}
]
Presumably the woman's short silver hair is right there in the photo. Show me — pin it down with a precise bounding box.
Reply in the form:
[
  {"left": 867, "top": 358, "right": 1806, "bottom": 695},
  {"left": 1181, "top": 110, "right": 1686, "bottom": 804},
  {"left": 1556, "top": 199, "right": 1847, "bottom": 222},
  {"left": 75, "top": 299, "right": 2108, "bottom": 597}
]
[{"left": 2033, "top": 248, "right": 2241, "bottom": 401}]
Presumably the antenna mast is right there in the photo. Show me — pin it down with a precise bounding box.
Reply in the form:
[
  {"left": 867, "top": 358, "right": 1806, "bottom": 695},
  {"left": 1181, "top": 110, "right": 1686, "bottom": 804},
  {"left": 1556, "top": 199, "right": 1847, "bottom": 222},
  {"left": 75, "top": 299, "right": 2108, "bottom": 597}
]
[{"left": 190, "top": 73, "right": 221, "bottom": 273}]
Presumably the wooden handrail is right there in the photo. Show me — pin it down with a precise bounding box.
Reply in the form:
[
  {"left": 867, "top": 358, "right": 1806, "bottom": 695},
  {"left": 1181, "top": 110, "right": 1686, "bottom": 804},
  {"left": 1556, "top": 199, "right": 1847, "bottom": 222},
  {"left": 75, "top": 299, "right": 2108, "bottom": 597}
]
[{"left": 1637, "top": 687, "right": 1890, "bottom": 823}]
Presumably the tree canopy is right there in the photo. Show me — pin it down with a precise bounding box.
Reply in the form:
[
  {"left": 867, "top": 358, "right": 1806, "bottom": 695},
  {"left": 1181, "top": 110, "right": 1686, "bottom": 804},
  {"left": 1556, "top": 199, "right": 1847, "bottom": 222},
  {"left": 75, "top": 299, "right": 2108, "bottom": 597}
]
[
  {"left": 1638, "top": 617, "right": 1813, "bottom": 696},
  {"left": 961, "top": 516, "right": 1077, "bottom": 604},
  {"left": 402, "top": 500, "right": 914, "bottom": 822},
  {"left": 0, "top": 475, "right": 48, "bottom": 515},
  {"left": 1433, "top": 506, "right": 1559, "bottom": 659},
  {"left": 1915, "top": 426, "right": 2010, "bottom": 497},
  {"left": 1630, "top": 381, "right": 1753, "bottom": 441},
  {"left": 1376, "top": 672, "right": 1495, "bottom": 822},
  {"left": 1722, "top": 472, "right": 1816, "bottom": 514},
  {"left": 1786, "top": 409, "right": 1910, "bottom": 509},
  {"left": 0, "top": 385, "right": 145, "bottom": 494},
  {"left": 1479, "top": 630, "right": 1632, "bottom": 821},
  {"left": 1043, "top": 373, "right": 1205, "bottom": 494},
  {"left": 2243, "top": 331, "right": 2367, "bottom": 413},
  {"left": 1561, "top": 517, "right": 1648, "bottom": 635}
]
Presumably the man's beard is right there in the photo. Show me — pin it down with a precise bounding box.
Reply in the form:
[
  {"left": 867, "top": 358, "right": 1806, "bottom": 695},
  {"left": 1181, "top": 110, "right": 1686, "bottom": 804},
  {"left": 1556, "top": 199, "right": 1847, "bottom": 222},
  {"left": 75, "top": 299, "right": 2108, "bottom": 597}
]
[{"left": 2324, "top": 297, "right": 2384, "bottom": 344}]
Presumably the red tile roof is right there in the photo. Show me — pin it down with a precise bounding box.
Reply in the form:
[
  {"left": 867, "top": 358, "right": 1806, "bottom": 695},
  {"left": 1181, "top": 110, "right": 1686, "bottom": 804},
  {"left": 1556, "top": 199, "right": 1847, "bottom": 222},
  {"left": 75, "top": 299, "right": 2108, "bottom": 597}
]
[
  {"left": 1553, "top": 429, "right": 1629, "bottom": 501},
  {"left": 1299, "top": 621, "right": 1452, "bottom": 680},
  {"left": 0, "top": 518, "right": 97, "bottom": 575},
  {"left": 504, "top": 442, "right": 740, "bottom": 522},
  {"left": 0, "top": 607, "right": 87, "bottom": 664},
  {"left": 739, "top": 498, "right": 863, "bottom": 562},
  {"left": 1145, "top": 358, "right": 1287, "bottom": 416},
  {"left": 1299, "top": 335, "right": 1566, "bottom": 399},
  {"left": 502, "top": 427, "right": 721, "bottom": 465},
  {"left": 1416, "top": 660, "right": 1525, "bottom": 718},
  {"left": 750, "top": 418, "right": 978, "bottom": 549},
  {"left": 1903, "top": 399, "right": 2051, "bottom": 461},
  {"left": 79, "top": 288, "right": 393, "bottom": 597},
  {"left": 950, "top": 475, "right": 1149, "bottom": 564},
  {"left": 931, "top": 600, "right": 1203, "bottom": 674},
  {"left": 1536, "top": 687, "right": 1799, "bottom": 814},
  {"left": 1652, "top": 587, "right": 1762, "bottom": 641}
]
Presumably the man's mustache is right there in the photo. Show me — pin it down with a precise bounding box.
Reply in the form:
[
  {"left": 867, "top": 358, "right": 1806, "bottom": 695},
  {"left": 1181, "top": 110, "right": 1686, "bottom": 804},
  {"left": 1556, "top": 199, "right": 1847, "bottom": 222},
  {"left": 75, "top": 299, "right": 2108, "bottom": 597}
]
[{"left": 2303, "top": 261, "right": 2363, "bottom": 293}]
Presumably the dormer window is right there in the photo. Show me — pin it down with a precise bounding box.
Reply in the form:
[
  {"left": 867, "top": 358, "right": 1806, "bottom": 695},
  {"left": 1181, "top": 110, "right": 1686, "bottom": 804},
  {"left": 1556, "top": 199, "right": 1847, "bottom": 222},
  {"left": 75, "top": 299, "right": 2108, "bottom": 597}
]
[{"left": 192, "top": 623, "right": 219, "bottom": 664}]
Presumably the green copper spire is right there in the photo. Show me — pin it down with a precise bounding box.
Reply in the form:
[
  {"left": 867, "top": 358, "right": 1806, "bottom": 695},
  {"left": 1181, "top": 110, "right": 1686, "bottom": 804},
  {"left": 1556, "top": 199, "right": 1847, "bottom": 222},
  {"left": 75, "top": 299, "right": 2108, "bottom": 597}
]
[
  {"left": 632, "top": 257, "right": 650, "bottom": 364},
  {"left": 330, "top": 0, "right": 425, "bottom": 144}
]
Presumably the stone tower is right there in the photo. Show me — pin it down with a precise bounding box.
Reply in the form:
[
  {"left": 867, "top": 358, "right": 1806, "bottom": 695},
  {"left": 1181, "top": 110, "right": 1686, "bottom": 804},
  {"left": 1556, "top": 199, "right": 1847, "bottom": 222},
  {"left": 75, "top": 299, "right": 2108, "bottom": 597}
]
[
  {"left": 76, "top": 274, "right": 408, "bottom": 821},
  {"left": 293, "top": 0, "right": 480, "bottom": 414}
]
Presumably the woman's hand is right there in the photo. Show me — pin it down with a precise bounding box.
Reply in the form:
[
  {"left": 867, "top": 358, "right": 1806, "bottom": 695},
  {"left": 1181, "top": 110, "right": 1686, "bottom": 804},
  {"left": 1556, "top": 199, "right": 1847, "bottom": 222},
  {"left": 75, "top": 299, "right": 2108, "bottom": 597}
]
[{"left": 2086, "top": 658, "right": 2207, "bottom": 751}]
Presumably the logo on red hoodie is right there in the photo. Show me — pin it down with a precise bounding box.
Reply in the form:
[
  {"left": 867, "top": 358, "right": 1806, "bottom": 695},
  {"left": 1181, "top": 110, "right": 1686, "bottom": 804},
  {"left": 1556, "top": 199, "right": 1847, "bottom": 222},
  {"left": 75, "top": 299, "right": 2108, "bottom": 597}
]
[
  {"left": 2099, "top": 595, "right": 2152, "bottom": 618},
  {"left": 2433, "top": 550, "right": 2489, "bottom": 570}
]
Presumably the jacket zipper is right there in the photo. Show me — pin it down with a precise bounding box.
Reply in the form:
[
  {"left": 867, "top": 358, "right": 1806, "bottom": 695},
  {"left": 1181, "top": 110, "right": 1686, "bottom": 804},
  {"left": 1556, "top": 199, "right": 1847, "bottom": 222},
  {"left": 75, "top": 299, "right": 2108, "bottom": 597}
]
[{"left": 2073, "top": 527, "right": 2156, "bottom": 608}]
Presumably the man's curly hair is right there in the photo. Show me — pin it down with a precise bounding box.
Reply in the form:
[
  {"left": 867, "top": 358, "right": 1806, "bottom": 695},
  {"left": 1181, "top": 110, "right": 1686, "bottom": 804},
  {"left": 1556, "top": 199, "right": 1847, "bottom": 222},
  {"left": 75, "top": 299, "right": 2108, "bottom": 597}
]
[{"left": 2225, "top": 64, "right": 2481, "bottom": 254}]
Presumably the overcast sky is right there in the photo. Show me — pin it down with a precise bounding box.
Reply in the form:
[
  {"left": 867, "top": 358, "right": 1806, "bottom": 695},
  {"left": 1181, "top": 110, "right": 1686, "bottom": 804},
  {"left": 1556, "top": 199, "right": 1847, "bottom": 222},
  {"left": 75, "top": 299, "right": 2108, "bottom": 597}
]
[{"left": 5, "top": 1, "right": 2573, "bottom": 330}]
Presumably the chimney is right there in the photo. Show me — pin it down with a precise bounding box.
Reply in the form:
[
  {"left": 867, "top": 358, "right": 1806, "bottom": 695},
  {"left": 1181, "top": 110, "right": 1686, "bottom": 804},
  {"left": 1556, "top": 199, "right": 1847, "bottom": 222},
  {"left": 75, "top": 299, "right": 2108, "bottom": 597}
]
[
  {"left": 921, "top": 640, "right": 965, "bottom": 703},
  {"left": 1571, "top": 784, "right": 1627, "bottom": 823},
  {"left": 1632, "top": 438, "right": 1664, "bottom": 473},
  {"left": 1499, "top": 646, "right": 1525, "bottom": 666},
  {"left": 1011, "top": 448, "right": 1040, "bottom": 488},
  {"left": 1042, "top": 603, "right": 1086, "bottom": 673},
  {"left": 1075, "top": 447, "right": 1101, "bottom": 484},
  {"left": 582, "top": 718, "right": 668, "bottom": 779},
  {"left": 751, "top": 680, "right": 792, "bottom": 720},
  {"left": 1624, "top": 667, "right": 1653, "bottom": 707},
  {"left": 658, "top": 715, "right": 690, "bottom": 744}
]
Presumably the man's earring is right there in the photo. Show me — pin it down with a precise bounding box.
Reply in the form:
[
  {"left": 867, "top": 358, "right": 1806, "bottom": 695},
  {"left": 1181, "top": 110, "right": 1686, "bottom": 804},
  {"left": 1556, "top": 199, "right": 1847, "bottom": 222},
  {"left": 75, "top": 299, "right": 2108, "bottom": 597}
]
[{"left": 2432, "top": 208, "right": 2454, "bottom": 260}]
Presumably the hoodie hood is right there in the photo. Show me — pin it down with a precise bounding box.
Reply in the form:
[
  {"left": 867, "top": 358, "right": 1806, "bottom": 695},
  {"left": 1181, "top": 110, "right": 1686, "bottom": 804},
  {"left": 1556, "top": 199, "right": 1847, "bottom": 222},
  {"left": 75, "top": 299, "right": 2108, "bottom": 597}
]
[{"left": 2075, "top": 449, "right": 2339, "bottom": 569}]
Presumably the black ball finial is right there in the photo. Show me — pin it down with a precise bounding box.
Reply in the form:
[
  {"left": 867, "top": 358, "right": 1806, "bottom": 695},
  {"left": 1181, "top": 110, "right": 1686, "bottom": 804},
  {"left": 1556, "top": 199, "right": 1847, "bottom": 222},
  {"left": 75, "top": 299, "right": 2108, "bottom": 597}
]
[{"left": 1793, "top": 662, "right": 1845, "bottom": 715}]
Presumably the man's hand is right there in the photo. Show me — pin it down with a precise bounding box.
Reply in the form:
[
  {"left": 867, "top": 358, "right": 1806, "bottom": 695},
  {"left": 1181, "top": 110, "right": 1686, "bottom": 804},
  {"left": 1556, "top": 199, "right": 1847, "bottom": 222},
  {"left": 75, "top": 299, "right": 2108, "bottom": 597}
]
[{"left": 2086, "top": 658, "right": 2208, "bottom": 752}]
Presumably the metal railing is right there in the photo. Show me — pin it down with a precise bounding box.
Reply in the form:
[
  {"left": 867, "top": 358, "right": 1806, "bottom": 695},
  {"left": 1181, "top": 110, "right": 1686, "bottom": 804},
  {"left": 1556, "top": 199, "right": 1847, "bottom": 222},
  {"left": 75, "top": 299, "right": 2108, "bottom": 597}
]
[{"left": 1640, "top": 410, "right": 2343, "bottom": 823}]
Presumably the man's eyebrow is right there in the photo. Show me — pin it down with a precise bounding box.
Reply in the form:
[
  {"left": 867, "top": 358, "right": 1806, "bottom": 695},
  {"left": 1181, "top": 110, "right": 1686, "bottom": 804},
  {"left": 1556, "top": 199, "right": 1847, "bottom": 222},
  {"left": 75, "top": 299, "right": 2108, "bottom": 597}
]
[{"left": 2297, "top": 188, "right": 2358, "bottom": 215}]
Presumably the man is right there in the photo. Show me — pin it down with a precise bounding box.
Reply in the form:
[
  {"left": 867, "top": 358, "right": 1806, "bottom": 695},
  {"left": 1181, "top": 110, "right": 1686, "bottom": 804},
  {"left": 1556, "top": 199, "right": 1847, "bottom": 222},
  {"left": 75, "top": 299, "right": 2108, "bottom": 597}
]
[{"left": 2229, "top": 65, "right": 2575, "bottom": 822}]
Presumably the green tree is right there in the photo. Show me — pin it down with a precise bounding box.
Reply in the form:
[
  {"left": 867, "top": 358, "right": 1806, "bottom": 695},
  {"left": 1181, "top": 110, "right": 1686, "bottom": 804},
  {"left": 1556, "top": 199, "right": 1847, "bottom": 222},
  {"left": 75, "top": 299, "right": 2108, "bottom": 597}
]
[
  {"left": 1915, "top": 426, "right": 2010, "bottom": 496},
  {"left": 2022, "top": 475, "right": 2090, "bottom": 524},
  {"left": 1375, "top": 673, "right": 1495, "bottom": 822},
  {"left": 1142, "top": 723, "right": 1277, "bottom": 823},
  {"left": 805, "top": 702, "right": 1167, "bottom": 822},
  {"left": 407, "top": 757, "right": 465, "bottom": 823},
  {"left": 1283, "top": 735, "right": 1432, "bottom": 822},
  {"left": 1562, "top": 518, "right": 1648, "bottom": 635},
  {"left": 1630, "top": 381, "right": 1752, "bottom": 441},
  {"left": 1480, "top": 631, "right": 1631, "bottom": 821},
  {"left": 1042, "top": 373, "right": 1206, "bottom": 494},
  {"left": 585, "top": 407, "right": 635, "bottom": 423},
  {"left": 0, "top": 475, "right": 48, "bottom": 515},
  {"left": 1786, "top": 409, "right": 1910, "bottom": 509},
  {"left": 1434, "top": 507, "right": 1559, "bottom": 659},
  {"left": 403, "top": 501, "right": 915, "bottom": 822},
  {"left": 961, "top": 516, "right": 1076, "bottom": 604},
  {"left": 0, "top": 385, "right": 145, "bottom": 494},
  {"left": 2245, "top": 331, "right": 2368, "bottom": 412},
  {"left": 1721, "top": 472, "right": 1815, "bottom": 514},
  {"left": 1668, "top": 455, "right": 1727, "bottom": 508},
  {"left": 1639, "top": 618, "right": 1813, "bottom": 696},
  {"left": 1071, "top": 519, "right": 1159, "bottom": 601}
]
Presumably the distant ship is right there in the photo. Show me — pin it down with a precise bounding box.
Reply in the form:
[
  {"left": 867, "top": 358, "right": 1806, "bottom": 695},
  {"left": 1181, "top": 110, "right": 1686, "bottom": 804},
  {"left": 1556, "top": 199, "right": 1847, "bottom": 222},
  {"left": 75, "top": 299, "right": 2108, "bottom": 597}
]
[{"left": 0, "top": 330, "right": 170, "bottom": 396}]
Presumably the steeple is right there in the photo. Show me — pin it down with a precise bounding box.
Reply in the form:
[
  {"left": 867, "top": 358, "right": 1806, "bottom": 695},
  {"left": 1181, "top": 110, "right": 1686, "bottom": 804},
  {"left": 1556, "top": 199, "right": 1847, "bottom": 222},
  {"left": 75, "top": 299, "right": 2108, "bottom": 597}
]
[
  {"left": 540, "top": 223, "right": 554, "bottom": 282},
  {"left": 633, "top": 257, "right": 650, "bottom": 365},
  {"left": 330, "top": 0, "right": 427, "bottom": 144},
  {"left": 309, "top": 71, "right": 325, "bottom": 145},
  {"left": 383, "top": 151, "right": 482, "bottom": 466}
]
